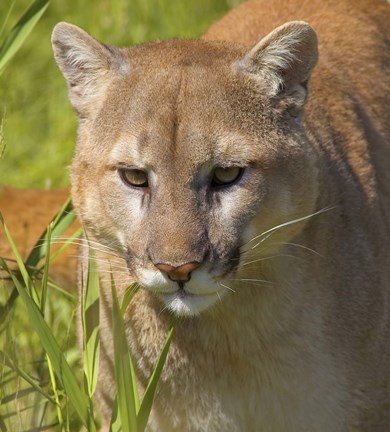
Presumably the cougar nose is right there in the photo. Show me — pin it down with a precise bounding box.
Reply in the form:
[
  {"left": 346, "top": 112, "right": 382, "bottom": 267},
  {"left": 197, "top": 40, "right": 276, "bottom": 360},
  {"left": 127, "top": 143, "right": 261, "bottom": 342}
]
[{"left": 154, "top": 261, "right": 201, "bottom": 282}]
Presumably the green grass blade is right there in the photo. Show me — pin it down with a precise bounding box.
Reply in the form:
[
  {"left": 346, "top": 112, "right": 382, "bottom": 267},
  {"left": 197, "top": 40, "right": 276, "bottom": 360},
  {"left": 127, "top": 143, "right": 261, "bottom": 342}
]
[
  {"left": 111, "top": 277, "right": 138, "bottom": 432},
  {"left": 0, "top": 279, "right": 18, "bottom": 323},
  {"left": 0, "top": 350, "right": 55, "bottom": 403},
  {"left": 120, "top": 283, "right": 139, "bottom": 315},
  {"left": 0, "top": 212, "right": 30, "bottom": 286},
  {"left": 46, "top": 354, "right": 65, "bottom": 429},
  {"left": 0, "top": 258, "right": 94, "bottom": 429},
  {"left": 109, "top": 397, "right": 121, "bottom": 432},
  {"left": 120, "top": 283, "right": 140, "bottom": 412},
  {"left": 0, "top": 118, "right": 4, "bottom": 160},
  {"left": 0, "top": 415, "right": 7, "bottom": 432},
  {"left": 40, "top": 224, "right": 51, "bottom": 314},
  {"left": 45, "top": 280, "right": 76, "bottom": 300},
  {"left": 82, "top": 247, "right": 100, "bottom": 398},
  {"left": 0, "top": 212, "right": 38, "bottom": 303},
  {"left": 0, "top": 1, "right": 15, "bottom": 40},
  {"left": 25, "top": 197, "right": 76, "bottom": 269},
  {"left": 0, "top": 0, "right": 50, "bottom": 75},
  {"left": 49, "top": 227, "right": 82, "bottom": 264},
  {"left": 136, "top": 317, "right": 176, "bottom": 432}
]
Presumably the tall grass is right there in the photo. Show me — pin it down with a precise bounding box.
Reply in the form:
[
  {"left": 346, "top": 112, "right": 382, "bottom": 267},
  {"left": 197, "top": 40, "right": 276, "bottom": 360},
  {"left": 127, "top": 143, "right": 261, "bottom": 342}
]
[{"left": 0, "top": 0, "right": 50, "bottom": 75}]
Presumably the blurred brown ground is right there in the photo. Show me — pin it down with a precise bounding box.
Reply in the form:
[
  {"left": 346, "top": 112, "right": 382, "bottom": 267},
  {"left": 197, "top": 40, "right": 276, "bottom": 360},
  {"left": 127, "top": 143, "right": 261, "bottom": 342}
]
[{"left": 0, "top": 187, "right": 78, "bottom": 289}]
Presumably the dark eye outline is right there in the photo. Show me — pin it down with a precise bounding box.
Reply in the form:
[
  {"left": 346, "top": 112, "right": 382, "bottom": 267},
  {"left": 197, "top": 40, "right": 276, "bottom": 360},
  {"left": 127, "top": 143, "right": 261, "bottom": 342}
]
[
  {"left": 119, "top": 168, "right": 149, "bottom": 188},
  {"left": 211, "top": 166, "right": 244, "bottom": 188}
]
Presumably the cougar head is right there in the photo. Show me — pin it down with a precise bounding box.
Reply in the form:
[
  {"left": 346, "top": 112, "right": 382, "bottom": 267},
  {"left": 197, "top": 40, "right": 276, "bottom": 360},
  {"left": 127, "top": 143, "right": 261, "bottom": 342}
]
[{"left": 52, "top": 21, "right": 318, "bottom": 316}]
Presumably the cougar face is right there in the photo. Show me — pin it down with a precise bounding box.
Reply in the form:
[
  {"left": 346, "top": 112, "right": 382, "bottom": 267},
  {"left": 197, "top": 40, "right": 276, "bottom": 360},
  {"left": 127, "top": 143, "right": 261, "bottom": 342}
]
[{"left": 57, "top": 41, "right": 318, "bottom": 315}]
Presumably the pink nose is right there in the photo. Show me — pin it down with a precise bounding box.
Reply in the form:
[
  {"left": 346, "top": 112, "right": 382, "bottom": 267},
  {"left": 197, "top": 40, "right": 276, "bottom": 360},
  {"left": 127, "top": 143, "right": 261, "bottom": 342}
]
[{"left": 154, "top": 261, "right": 201, "bottom": 282}]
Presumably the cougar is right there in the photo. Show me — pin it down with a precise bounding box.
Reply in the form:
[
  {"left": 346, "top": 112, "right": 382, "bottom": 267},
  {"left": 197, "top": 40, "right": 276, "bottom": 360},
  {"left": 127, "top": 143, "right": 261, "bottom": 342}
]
[{"left": 50, "top": 0, "right": 390, "bottom": 430}]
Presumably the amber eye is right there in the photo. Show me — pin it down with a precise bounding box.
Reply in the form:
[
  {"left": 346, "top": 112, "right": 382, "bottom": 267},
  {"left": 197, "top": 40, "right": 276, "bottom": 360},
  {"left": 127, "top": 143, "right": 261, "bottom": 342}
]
[
  {"left": 120, "top": 168, "right": 148, "bottom": 188},
  {"left": 212, "top": 166, "right": 243, "bottom": 187}
]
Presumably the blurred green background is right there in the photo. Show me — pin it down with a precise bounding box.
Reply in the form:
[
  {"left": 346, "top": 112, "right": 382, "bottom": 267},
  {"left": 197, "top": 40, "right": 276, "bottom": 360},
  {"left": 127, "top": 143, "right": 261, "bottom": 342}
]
[{"left": 0, "top": 0, "right": 240, "bottom": 188}]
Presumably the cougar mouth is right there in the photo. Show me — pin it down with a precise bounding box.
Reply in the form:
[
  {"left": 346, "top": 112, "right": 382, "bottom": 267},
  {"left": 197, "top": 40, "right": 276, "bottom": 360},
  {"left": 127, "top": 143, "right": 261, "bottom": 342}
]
[
  {"left": 177, "top": 281, "right": 186, "bottom": 293},
  {"left": 158, "top": 286, "right": 225, "bottom": 316}
]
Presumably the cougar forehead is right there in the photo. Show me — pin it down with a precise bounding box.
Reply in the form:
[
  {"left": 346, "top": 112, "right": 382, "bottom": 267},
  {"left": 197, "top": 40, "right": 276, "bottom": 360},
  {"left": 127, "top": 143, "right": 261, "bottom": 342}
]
[
  {"left": 102, "top": 78, "right": 270, "bottom": 172},
  {"left": 85, "top": 41, "right": 275, "bottom": 162}
]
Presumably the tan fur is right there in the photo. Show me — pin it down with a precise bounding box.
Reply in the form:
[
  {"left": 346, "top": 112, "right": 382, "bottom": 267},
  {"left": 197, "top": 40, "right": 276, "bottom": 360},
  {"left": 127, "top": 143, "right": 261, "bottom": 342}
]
[{"left": 52, "top": 0, "right": 390, "bottom": 430}]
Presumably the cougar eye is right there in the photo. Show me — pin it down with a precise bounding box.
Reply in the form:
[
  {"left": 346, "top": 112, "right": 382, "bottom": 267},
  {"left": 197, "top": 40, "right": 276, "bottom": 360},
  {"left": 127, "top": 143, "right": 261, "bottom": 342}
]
[
  {"left": 120, "top": 168, "right": 148, "bottom": 188},
  {"left": 212, "top": 166, "right": 243, "bottom": 187}
]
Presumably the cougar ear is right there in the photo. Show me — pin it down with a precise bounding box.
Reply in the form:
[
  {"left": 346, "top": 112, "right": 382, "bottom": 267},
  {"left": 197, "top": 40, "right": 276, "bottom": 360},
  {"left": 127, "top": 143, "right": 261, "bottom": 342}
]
[
  {"left": 237, "top": 21, "right": 318, "bottom": 116},
  {"left": 51, "top": 22, "right": 122, "bottom": 117}
]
